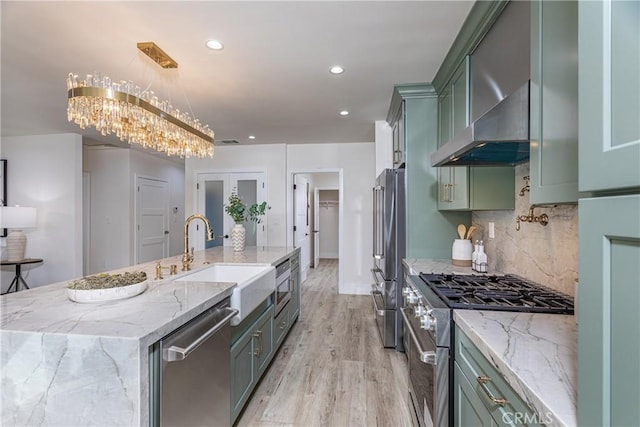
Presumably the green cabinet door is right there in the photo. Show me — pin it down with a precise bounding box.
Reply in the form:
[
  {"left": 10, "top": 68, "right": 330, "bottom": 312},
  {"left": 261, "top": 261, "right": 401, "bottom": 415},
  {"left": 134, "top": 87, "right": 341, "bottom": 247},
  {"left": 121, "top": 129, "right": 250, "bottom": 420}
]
[
  {"left": 578, "top": 194, "right": 640, "bottom": 426},
  {"left": 231, "top": 327, "right": 255, "bottom": 421},
  {"left": 454, "top": 363, "right": 493, "bottom": 426},
  {"left": 392, "top": 101, "right": 406, "bottom": 167},
  {"left": 230, "top": 304, "right": 275, "bottom": 423},
  {"left": 530, "top": 0, "right": 581, "bottom": 205},
  {"left": 579, "top": 0, "right": 640, "bottom": 192},
  {"left": 438, "top": 59, "right": 470, "bottom": 211},
  {"left": 255, "top": 305, "right": 274, "bottom": 375}
]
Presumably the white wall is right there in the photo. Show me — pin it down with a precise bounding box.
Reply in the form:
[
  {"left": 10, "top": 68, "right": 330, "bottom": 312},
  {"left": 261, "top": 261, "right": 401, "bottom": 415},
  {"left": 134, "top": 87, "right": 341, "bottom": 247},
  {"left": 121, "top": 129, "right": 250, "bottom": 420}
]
[
  {"left": 375, "top": 120, "right": 393, "bottom": 176},
  {"left": 287, "top": 142, "right": 374, "bottom": 295},
  {"left": 83, "top": 146, "right": 186, "bottom": 274},
  {"left": 1, "top": 134, "right": 83, "bottom": 290},
  {"left": 129, "top": 150, "right": 185, "bottom": 258},
  {"left": 83, "top": 146, "right": 131, "bottom": 273},
  {"left": 185, "top": 144, "right": 288, "bottom": 247}
]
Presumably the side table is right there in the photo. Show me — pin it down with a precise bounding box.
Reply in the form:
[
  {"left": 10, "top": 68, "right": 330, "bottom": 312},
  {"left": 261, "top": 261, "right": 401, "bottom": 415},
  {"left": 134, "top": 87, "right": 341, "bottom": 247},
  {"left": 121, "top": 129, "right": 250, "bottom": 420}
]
[{"left": 1, "top": 258, "right": 43, "bottom": 294}]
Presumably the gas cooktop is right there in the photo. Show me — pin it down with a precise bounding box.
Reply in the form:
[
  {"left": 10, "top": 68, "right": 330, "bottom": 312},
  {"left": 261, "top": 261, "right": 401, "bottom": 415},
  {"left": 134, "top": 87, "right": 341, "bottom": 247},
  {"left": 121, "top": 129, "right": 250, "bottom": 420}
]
[{"left": 419, "top": 273, "right": 574, "bottom": 314}]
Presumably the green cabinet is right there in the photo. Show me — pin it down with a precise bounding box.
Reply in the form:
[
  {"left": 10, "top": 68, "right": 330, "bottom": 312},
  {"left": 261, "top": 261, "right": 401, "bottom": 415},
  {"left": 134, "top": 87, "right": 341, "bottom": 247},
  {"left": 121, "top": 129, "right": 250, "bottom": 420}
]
[
  {"left": 454, "top": 364, "right": 494, "bottom": 426},
  {"left": 578, "top": 0, "right": 640, "bottom": 193},
  {"left": 454, "top": 326, "right": 541, "bottom": 427},
  {"left": 273, "top": 303, "right": 290, "bottom": 346},
  {"left": 578, "top": 2, "right": 640, "bottom": 425},
  {"left": 391, "top": 101, "right": 406, "bottom": 168},
  {"left": 529, "top": 0, "right": 581, "bottom": 205},
  {"left": 578, "top": 195, "right": 640, "bottom": 426},
  {"left": 437, "top": 57, "right": 515, "bottom": 211},
  {"left": 231, "top": 304, "right": 274, "bottom": 423},
  {"left": 387, "top": 83, "right": 471, "bottom": 259}
]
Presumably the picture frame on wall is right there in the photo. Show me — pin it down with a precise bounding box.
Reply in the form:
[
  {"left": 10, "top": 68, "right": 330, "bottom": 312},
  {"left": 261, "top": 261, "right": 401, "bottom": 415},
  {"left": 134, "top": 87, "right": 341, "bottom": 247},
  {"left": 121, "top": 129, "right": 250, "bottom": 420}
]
[{"left": 1, "top": 159, "right": 6, "bottom": 237}]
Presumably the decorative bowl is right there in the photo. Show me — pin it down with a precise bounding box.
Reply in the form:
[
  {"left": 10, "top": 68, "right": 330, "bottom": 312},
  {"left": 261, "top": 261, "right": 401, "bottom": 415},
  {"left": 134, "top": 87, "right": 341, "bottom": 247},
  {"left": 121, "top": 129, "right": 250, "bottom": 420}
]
[{"left": 67, "top": 271, "right": 148, "bottom": 303}]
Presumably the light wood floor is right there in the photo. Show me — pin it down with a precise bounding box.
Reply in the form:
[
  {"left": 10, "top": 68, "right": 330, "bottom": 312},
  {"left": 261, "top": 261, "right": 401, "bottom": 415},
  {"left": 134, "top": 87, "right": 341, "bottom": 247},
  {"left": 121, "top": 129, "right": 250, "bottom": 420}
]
[{"left": 236, "top": 259, "right": 414, "bottom": 427}]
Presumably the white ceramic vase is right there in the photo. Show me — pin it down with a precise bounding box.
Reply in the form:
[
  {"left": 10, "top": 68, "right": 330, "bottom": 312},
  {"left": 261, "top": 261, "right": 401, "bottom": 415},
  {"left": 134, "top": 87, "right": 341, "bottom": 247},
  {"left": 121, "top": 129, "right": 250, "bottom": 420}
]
[{"left": 231, "top": 223, "right": 246, "bottom": 252}]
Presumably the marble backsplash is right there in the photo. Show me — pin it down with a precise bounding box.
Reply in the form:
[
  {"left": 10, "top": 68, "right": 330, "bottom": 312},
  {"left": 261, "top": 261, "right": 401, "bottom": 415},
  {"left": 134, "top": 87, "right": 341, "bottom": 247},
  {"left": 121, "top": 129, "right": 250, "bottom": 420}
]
[{"left": 472, "top": 163, "right": 578, "bottom": 297}]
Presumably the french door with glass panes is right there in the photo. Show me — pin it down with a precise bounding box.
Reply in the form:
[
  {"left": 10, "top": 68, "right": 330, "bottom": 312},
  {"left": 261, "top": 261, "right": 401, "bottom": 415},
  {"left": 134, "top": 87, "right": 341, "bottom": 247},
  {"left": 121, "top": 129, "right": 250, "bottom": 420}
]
[{"left": 195, "top": 172, "right": 267, "bottom": 250}]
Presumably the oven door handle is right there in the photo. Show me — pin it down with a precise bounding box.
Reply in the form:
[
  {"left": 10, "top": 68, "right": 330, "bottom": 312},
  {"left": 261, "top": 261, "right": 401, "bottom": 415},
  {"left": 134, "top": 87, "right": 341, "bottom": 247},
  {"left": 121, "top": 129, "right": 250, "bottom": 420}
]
[
  {"left": 371, "top": 290, "right": 387, "bottom": 316},
  {"left": 400, "top": 307, "right": 437, "bottom": 365}
]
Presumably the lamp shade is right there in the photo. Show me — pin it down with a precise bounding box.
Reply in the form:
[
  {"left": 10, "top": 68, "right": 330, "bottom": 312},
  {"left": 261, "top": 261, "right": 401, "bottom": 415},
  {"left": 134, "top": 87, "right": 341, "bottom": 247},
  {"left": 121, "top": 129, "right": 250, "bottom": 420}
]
[{"left": 0, "top": 206, "right": 37, "bottom": 229}]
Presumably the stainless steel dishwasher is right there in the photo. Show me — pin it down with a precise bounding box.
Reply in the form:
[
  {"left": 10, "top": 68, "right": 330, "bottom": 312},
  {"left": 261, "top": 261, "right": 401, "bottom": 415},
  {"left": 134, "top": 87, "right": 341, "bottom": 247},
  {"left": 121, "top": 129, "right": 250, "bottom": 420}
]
[{"left": 151, "top": 298, "right": 238, "bottom": 427}]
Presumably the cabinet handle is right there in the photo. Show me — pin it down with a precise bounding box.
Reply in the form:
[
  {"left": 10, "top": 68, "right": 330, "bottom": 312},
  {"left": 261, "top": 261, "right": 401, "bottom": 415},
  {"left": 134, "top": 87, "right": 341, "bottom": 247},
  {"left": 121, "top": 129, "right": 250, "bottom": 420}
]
[
  {"left": 253, "top": 330, "right": 263, "bottom": 357},
  {"left": 476, "top": 376, "right": 508, "bottom": 406}
]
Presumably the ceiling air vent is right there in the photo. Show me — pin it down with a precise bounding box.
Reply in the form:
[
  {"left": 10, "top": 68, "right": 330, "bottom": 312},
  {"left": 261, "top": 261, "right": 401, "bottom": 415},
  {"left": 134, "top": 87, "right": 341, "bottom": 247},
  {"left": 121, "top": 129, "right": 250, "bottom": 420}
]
[{"left": 218, "top": 139, "right": 240, "bottom": 145}]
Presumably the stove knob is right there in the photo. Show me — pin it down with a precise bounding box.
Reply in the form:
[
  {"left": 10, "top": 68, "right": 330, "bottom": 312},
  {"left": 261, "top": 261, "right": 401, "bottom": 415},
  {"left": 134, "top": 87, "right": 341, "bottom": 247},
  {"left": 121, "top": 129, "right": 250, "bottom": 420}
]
[
  {"left": 414, "top": 305, "right": 426, "bottom": 316},
  {"left": 407, "top": 293, "right": 419, "bottom": 304},
  {"left": 402, "top": 287, "right": 411, "bottom": 296},
  {"left": 420, "top": 313, "right": 435, "bottom": 331}
]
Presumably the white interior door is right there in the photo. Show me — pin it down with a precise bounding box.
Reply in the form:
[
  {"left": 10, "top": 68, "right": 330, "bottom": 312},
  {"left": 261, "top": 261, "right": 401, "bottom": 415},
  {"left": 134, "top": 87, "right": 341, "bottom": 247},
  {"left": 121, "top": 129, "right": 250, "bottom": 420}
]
[
  {"left": 136, "top": 177, "right": 169, "bottom": 263},
  {"left": 294, "top": 175, "right": 311, "bottom": 281},
  {"left": 197, "top": 172, "right": 266, "bottom": 250},
  {"left": 313, "top": 187, "right": 320, "bottom": 268}
]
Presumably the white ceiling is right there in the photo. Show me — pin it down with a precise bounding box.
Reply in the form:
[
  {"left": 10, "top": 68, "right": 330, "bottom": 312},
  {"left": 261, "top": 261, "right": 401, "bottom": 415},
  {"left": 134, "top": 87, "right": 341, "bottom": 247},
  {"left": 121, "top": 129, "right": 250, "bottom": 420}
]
[{"left": 1, "top": 1, "right": 473, "bottom": 152}]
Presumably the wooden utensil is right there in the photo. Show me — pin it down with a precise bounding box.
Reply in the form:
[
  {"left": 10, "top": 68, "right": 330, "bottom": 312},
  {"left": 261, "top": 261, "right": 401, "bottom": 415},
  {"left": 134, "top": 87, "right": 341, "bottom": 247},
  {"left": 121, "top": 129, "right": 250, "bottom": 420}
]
[
  {"left": 457, "top": 224, "right": 467, "bottom": 239},
  {"left": 466, "top": 225, "right": 477, "bottom": 240}
]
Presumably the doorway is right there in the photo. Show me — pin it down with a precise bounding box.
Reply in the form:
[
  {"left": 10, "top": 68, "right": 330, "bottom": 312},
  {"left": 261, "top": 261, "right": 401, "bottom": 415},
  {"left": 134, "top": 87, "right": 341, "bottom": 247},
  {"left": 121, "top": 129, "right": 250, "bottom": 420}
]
[
  {"left": 195, "top": 172, "right": 267, "bottom": 250},
  {"left": 291, "top": 171, "right": 341, "bottom": 287},
  {"left": 136, "top": 176, "right": 170, "bottom": 264}
]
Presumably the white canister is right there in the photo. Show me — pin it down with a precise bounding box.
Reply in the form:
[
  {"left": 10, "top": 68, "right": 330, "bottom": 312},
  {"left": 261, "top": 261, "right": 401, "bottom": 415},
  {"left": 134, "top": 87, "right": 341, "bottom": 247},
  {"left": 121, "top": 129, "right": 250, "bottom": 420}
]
[{"left": 452, "top": 239, "right": 472, "bottom": 267}]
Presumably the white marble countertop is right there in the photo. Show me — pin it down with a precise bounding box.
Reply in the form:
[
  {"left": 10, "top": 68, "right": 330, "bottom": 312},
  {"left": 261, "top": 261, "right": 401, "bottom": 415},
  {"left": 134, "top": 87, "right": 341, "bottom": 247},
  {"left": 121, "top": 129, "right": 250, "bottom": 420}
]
[
  {"left": 0, "top": 245, "right": 298, "bottom": 427},
  {"left": 1, "top": 246, "right": 296, "bottom": 342},
  {"left": 454, "top": 310, "right": 577, "bottom": 427},
  {"left": 403, "top": 258, "right": 576, "bottom": 427}
]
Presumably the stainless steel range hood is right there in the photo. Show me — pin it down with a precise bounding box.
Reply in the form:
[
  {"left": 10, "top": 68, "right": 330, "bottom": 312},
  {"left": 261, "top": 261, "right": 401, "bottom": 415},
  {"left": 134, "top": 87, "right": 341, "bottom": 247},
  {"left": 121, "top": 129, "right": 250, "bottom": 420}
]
[{"left": 431, "top": 81, "right": 530, "bottom": 167}]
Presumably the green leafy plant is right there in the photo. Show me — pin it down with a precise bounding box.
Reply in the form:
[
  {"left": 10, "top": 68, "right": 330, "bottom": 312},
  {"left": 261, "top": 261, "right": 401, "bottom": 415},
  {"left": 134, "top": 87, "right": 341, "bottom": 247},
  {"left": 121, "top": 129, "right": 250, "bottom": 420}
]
[{"left": 224, "top": 190, "right": 268, "bottom": 224}]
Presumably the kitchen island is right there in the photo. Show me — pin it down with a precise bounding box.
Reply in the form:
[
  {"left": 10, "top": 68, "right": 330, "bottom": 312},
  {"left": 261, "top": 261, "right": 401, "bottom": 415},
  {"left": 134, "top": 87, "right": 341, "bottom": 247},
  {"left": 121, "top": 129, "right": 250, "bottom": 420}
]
[
  {"left": 404, "top": 258, "right": 576, "bottom": 427},
  {"left": 1, "top": 246, "right": 297, "bottom": 427}
]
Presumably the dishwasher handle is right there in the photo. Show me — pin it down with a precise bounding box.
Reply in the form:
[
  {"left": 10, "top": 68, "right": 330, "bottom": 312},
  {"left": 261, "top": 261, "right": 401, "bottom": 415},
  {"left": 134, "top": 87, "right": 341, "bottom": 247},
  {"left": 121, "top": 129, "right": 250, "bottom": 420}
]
[{"left": 164, "top": 307, "right": 239, "bottom": 362}]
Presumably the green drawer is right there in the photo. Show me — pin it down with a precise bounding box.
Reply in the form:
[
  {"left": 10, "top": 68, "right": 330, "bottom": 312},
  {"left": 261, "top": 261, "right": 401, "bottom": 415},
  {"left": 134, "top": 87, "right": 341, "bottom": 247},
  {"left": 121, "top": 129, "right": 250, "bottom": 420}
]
[
  {"left": 455, "top": 326, "right": 541, "bottom": 426},
  {"left": 274, "top": 303, "right": 290, "bottom": 346}
]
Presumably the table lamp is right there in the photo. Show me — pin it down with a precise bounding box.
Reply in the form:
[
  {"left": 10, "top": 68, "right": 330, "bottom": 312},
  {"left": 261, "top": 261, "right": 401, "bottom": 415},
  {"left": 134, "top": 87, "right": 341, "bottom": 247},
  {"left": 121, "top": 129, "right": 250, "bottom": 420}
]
[{"left": 0, "top": 206, "right": 37, "bottom": 261}]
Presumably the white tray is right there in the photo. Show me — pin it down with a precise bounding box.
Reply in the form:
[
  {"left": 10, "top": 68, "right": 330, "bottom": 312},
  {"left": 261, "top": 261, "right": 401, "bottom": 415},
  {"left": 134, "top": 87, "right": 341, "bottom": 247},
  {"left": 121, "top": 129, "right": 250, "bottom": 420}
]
[{"left": 67, "top": 280, "right": 148, "bottom": 303}]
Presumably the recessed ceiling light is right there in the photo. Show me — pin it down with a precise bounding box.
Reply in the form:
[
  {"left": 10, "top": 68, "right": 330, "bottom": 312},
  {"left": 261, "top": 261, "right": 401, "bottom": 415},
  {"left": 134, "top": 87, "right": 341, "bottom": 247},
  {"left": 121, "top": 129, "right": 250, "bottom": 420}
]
[
  {"left": 205, "top": 40, "right": 224, "bottom": 51},
  {"left": 248, "top": 135, "right": 256, "bottom": 140},
  {"left": 329, "top": 65, "right": 344, "bottom": 75},
  {"left": 339, "top": 110, "right": 349, "bottom": 116}
]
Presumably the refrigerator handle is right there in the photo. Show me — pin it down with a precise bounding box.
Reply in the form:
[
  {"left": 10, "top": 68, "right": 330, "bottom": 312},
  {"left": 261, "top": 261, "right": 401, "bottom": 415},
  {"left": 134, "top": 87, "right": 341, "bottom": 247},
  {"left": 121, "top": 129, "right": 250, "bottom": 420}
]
[{"left": 372, "top": 185, "right": 384, "bottom": 259}]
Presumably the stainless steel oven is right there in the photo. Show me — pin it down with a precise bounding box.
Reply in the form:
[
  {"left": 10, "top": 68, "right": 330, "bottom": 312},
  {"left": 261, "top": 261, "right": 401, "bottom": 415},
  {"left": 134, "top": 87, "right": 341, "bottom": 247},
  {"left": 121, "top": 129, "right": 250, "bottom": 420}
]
[
  {"left": 274, "top": 259, "right": 291, "bottom": 315},
  {"left": 403, "top": 275, "right": 451, "bottom": 427},
  {"left": 404, "top": 271, "right": 575, "bottom": 427}
]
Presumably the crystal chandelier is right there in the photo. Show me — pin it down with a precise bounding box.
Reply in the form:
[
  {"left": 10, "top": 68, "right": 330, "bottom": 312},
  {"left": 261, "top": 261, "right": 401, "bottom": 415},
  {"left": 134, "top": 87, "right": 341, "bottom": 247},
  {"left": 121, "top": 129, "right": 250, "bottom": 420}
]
[{"left": 66, "top": 43, "right": 214, "bottom": 158}]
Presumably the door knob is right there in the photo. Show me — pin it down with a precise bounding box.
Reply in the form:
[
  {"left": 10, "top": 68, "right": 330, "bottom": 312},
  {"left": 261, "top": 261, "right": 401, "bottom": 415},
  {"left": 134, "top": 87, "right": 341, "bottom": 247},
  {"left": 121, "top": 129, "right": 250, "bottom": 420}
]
[{"left": 164, "top": 230, "right": 170, "bottom": 235}]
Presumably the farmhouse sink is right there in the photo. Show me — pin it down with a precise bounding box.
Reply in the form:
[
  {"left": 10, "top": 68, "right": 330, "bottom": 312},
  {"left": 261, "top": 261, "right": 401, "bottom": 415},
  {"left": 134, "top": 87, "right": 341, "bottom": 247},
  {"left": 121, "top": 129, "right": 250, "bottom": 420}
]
[{"left": 176, "top": 263, "right": 276, "bottom": 325}]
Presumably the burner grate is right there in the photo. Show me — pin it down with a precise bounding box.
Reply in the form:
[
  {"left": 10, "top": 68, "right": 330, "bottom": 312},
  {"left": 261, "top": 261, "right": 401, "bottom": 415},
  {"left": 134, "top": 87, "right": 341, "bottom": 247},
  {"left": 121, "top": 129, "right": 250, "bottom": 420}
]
[{"left": 418, "top": 273, "right": 574, "bottom": 314}]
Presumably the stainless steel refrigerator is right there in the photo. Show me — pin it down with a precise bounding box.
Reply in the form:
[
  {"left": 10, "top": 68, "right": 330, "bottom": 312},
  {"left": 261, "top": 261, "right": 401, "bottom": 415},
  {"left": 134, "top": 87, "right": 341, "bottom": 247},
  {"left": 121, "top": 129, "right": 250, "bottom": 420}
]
[{"left": 371, "top": 168, "right": 406, "bottom": 350}]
